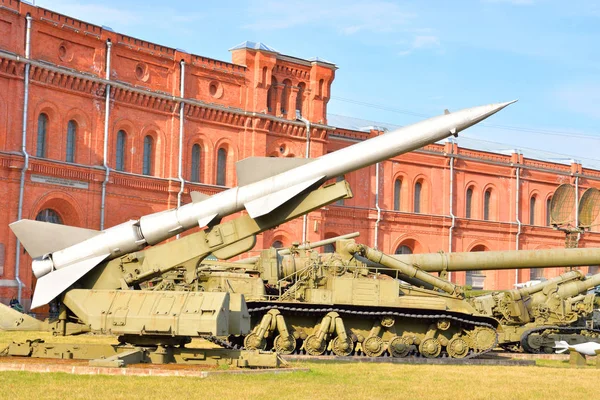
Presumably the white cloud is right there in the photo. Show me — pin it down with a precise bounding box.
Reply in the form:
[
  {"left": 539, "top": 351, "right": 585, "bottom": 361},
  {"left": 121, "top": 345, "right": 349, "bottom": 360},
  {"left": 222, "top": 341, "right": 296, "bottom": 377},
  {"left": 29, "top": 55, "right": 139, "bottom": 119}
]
[
  {"left": 35, "top": 0, "right": 204, "bottom": 31},
  {"left": 482, "top": 0, "right": 535, "bottom": 5},
  {"left": 398, "top": 35, "right": 441, "bottom": 56},
  {"left": 242, "top": 0, "right": 416, "bottom": 35},
  {"left": 413, "top": 35, "right": 440, "bottom": 48}
]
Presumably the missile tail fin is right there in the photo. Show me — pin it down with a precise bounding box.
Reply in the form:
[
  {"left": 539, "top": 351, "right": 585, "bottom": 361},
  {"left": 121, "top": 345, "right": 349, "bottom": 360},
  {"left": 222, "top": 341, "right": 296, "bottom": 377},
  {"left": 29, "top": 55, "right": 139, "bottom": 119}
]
[
  {"left": 9, "top": 220, "right": 101, "bottom": 258},
  {"left": 554, "top": 340, "right": 571, "bottom": 354},
  {"left": 190, "top": 191, "right": 210, "bottom": 203},
  {"left": 30, "top": 253, "right": 110, "bottom": 309},
  {"left": 236, "top": 157, "right": 313, "bottom": 186},
  {"left": 244, "top": 175, "right": 325, "bottom": 218}
]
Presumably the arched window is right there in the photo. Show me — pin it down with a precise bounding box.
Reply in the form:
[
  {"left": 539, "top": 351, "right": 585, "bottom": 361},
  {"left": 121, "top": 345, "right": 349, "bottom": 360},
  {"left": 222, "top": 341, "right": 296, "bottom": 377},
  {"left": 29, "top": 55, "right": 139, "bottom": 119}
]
[
  {"left": 467, "top": 245, "right": 486, "bottom": 289},
  {"left": 35, "top": 209, "right": 63, "bottom": 224},
  {"left": 262, "top": 67, "right": 268, "bottom": 85},
  {"left": 191, "top": 144, "right": 201, "bottom": 182},
  {"left": 466, "top": 187, "right": 473, "bottom": 218},
  {"left": 324, "top": 243, "right": 335, "bottom": 253},
  {"left": 66, "top": 120, "right": 76, "bottom": 163},
  {"left": 546, "top": 197, "right": 552, "bottom": 226},
  {"left": 268, "top": 76, "right": 277, "bottom": 114},
  {"left": 529, "top": 196, "right": 536, "bottom": 225},
  {"left": 142, "top": 135, "right": 154, "bottom": 176},
  {"left": 395, "top": 245, "right": 412, "bottom": 255},
  {"left": 414, "top": 181, "right": 422, "bottom": 213},
  {"left": 216, "top": 147, "right": 227, "bottom": 186},
  {"left": 336, "top": 175, "right": 345, "bottom": 205},
  {"left": 115, "top": 130, "right": 126, "bottom": 171},
  {"left": 394, "top": 179, "right": 401, "bottom": 211},
  {"left": 296, "top": 82, "right": 305, "bottom": 115},
  {"left": 484, "top": 189, "right": 491, "bottom": 221},
  {"left": 272, "top": 240, "right": 283, "bottom": 249},
  {"left": 37, "top": 113, "right": 48, "bottom": 158},
  {"left": 280, "top": 81, "right": 289, "bottom": 114}
]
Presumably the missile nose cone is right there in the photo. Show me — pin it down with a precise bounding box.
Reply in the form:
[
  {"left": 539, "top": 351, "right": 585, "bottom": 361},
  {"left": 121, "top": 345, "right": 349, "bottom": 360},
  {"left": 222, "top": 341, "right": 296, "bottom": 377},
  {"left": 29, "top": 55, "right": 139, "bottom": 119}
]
[{"left": 470, "top": 99, "right": 518, "bottom": 123}]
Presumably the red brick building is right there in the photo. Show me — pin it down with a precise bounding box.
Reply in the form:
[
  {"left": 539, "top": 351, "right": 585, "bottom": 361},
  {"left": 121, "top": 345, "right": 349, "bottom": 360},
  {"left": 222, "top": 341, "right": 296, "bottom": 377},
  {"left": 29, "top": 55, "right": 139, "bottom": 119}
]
[{"left": 1, "top": 2, "right": 599, "bottom": 308}]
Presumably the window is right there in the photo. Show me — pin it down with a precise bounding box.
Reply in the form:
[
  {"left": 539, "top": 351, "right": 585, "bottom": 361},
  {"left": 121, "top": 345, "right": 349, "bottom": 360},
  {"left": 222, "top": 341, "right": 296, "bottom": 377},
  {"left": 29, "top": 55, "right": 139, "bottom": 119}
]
[
  {"left": 280, "top": 83, "right": 288, "bottom": 114},
  {"left": 66, "top": 120, "right": 76, "bottom": 163},
  {"left": 272, "top": 240, "right": 283, "bottom": 249},
  {"left": 484, "top": 189, "right": 491, "bottom": 221},
  {"left": 414, "top": 181, "right": 422, "bottom": 213},
  {"left": 216, "top": 148, "right": 227, "bottom": 186},
  {"left": 530, "top": 268, "right": 544, "bottom": 280},
  {"left": 336, "top": 175, "right": 345, "bottom": 205},
  {"left": 268, "top": 76, "right": 277, "bottom": 114},
  {"left": 191, "top": 144, "right": 201, "bottom": 182},
  {"left": 324, "top": 243, "right": 335, "bottom": 253},
  {"left": 142, "top": 135, "right": 153, "bottom": 176},
  {"left": 37, "top": 113, "right": 48, "bottom": 158},
  {"left": 394, "top": 179, "right": 401, "bottom": 211},
  {"left": 546, "top": 197, "right": 552, "bottom": 226},
  {"left": 395, "top": 245, "right": 412, "bottom": 255},
  {"left": 35, "top": 209, "right": 63, "bottom": 224},
  {"left": 529, "top": 196, "right": 536, "bottom": 225},
  {"left": 296, "top": 82, "right": 305, "bottom": 114},
  {"left": 116, "top": 130, "right": 126, "bottom": 171},
  {"left": 466, "top": 188, "right": 473, "bottom": 218}
]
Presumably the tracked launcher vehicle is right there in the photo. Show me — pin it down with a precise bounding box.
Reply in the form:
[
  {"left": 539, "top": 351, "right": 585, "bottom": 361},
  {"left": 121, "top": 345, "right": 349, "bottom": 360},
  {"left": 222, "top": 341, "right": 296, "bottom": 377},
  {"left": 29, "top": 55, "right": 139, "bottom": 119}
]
[
  {"left": 392, "top": 248, "right": 600, "bottom": 353},
  {"left": 153, "top": 238, "right": 500, "bottom": 359}
]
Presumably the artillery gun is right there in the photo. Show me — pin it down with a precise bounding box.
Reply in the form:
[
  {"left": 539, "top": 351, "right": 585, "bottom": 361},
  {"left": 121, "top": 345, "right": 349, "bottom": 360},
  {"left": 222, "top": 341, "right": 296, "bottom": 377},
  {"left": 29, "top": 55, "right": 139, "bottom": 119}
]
[
  {"left": 391, "top": 248, "right": 600, "bottom": 353},
  {"left": 154, "top": 239, "right": 600, "bottom": 356},
  {"left": 151, "top": 238, "right": 500, "bottom": 359}
]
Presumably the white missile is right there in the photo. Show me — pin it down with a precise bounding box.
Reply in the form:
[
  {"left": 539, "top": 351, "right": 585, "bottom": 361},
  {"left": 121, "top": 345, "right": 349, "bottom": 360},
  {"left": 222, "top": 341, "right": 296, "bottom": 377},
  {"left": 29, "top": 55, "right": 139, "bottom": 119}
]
[
  {"left": 10, "top": 100, "right": 516, "bottom": 309},
  {"left": 555, "top": 340, "right": 600, "bottom": 356}
]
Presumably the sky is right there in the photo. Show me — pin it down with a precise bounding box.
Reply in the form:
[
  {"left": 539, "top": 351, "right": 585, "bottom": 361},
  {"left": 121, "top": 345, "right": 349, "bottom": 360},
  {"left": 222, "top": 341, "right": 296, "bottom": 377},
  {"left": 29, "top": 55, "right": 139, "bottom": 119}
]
[{"left": 35, "top": 0, "right": 600, "bottom": 167}]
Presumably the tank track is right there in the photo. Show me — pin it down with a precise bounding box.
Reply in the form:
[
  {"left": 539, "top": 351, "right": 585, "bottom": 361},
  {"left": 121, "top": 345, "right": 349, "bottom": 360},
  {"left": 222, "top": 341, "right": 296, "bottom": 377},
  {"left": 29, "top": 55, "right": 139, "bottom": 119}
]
[
  {"left": 520, "top": 325, "right": 600, "bottom": 354},
  {"left": 246, "top": 304, "right": 498, "bottom": 359},
  {"left": 202, "top": 335, "right": 243, "bottom": 350}
]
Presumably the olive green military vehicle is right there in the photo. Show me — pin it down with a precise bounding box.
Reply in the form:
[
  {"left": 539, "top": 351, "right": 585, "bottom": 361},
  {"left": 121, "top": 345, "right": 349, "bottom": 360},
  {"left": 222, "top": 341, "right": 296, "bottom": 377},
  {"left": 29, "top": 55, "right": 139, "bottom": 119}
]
[
  {"left": 391, "top": 248, "right": 600, "bottom": 353},
  {"left": 151, "top": 238, "right": 500, "bottom": 359},
  {"left": 152, "top": 239, "right": 600, "bottom": 357}
]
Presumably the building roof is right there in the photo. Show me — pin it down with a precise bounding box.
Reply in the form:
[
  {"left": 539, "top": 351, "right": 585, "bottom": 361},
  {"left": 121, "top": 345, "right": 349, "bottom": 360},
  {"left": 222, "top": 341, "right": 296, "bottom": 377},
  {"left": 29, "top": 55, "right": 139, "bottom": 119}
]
[
  {"left": 229, "top": 41, "right": 279, "bottom": 53},
  {"left": 328, "top": 113, "right": 600, "bottom": 171}
]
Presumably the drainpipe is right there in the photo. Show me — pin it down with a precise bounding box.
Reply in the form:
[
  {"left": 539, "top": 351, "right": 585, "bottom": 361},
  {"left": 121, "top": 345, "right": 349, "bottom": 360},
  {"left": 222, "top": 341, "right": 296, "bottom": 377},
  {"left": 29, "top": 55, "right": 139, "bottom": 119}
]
[
  {"left": 515, "top": 154, "right": 522, "bottom": 286},
  {"left": 100, "top": 40, "right": 112, "bottom": 230},
  {"left": 296, "top": 111, "right": 310, "bottom": 244},
  {"left": 14, "top": 14, "right": 32, "bottom": 304},
  {"left": 575, "top": 173, "right": 580, "bottom": 242},
  {"left": 447, "top": 141, "right": 455, "bottom": 282},
  {"left": 374, "top": 162, "right": 381, "bottom": 250},
  {"left": 176, "top": 60, "right": 185, "bottom": 238}
]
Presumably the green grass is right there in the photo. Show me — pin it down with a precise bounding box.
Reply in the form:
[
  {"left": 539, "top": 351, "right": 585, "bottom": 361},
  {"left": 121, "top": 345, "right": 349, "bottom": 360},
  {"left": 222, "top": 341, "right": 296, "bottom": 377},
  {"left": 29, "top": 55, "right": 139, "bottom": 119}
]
[{"left": 1, "top": 331, "right": 599, "bottom": 400}]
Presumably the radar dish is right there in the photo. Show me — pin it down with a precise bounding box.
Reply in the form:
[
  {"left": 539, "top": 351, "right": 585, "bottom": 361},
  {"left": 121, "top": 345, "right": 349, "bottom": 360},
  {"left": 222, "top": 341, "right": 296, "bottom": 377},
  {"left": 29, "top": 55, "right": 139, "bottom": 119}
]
[
  {"left": 578, "top": 187, "right": 600, "bottom": 228},
  {"left": 550, "top": 184, "right": 575, "bottom": 225}
]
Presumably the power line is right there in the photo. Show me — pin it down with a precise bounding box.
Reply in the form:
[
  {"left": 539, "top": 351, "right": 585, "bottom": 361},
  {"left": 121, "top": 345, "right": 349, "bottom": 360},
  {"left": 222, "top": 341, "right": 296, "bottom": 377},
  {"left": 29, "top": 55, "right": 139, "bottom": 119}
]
[{"left": 330, "top": 96, "right": 600, "bottom": 141}]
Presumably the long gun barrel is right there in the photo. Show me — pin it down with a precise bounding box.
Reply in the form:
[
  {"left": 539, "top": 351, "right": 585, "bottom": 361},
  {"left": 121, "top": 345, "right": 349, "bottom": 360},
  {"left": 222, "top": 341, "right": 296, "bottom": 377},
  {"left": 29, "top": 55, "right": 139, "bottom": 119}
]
[
  {"left": 555, "top": 272, "right": 600, "bottom": 299},
  {"left": 344, "top": 242, "right": 463, "bottom": 297},
  {"left": 391, "top": 248, "right": 600, "bottom": 273}
]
